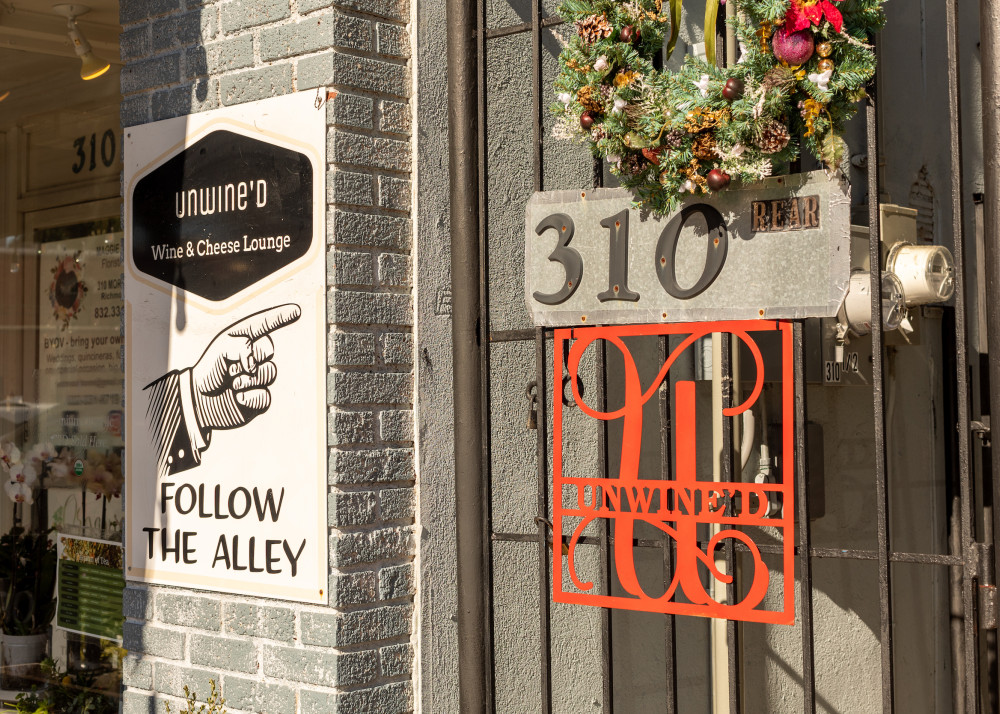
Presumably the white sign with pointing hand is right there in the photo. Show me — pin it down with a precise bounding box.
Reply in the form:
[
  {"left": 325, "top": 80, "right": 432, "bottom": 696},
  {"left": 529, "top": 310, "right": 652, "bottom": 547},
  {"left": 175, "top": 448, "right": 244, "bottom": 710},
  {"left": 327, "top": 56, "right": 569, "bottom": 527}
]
[{"left": 125, "top": 93, "right": 327, "bottom": 603}]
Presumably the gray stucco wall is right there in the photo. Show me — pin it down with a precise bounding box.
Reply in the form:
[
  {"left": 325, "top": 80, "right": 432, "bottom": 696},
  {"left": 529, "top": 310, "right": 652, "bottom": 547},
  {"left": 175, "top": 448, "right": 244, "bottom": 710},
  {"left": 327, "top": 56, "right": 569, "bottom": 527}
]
[
  {"left": 118, "top": 1, "right": 416, "bottom": 712},
  {"left": 412, "top": 0, "right": 982, "bottom": 712},
  {"left": 411, "top": 0, "right": 459, "bottom": 710}
]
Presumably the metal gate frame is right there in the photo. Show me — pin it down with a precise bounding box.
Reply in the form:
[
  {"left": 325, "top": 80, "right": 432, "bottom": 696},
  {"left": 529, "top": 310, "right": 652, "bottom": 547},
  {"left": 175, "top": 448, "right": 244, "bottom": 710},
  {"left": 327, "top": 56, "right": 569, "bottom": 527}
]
[{"left": 446, "top": 0, "right": 998, "bottom": 711}]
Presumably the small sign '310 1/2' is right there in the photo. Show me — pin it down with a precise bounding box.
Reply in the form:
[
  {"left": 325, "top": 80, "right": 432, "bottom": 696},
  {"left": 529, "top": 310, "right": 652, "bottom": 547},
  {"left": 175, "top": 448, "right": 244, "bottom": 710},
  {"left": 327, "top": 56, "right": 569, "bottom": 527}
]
[{"left": 524, "top": 171, "right": 850, "bottom": 327}]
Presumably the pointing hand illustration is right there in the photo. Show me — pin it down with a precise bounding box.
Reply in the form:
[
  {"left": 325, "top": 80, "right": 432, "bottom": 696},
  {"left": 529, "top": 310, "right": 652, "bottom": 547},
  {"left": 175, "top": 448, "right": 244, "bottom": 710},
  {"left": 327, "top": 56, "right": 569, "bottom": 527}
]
[
  {"left": 191, "top": 304, "right": 301, "bottom": 431},
  {"left": 145, "top": 303, "right": 302, "bottom": 477}
]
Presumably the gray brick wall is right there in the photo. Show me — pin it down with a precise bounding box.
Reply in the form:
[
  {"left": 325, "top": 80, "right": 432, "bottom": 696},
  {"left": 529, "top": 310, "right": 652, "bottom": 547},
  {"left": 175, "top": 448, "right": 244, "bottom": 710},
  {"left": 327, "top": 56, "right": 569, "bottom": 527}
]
[{"left": 119, "top": 0, "right": 415, "bottom": 712}]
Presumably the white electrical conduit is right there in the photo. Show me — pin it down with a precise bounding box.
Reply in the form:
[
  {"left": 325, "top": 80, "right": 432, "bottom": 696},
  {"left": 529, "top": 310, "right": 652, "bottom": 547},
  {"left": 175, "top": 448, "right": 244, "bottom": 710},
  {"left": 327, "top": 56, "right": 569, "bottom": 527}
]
[
  {"left": 711, "top": 330, "right": 754, "bottom": 714},
  {"left": 740, "top": 409, "right": 755, "bottom": 471},
  {"left": 710, "top": 333, "right": 729, "bottom": 714}
]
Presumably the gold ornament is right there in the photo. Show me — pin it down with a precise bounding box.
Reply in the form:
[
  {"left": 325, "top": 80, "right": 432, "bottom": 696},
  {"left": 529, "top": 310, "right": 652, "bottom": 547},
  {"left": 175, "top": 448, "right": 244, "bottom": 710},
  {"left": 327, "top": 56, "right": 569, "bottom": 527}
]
[
  {"left": 683, "top": 108, "right": 730, "bottom": 133},
  {"left": 816, "top": 42, "right": 833, "bottom": 58},
  {"left": 680, "top": 159, "right": 708, "bottom": 193},
  {"left": 818, "top": 58, "right": 835, "bottom": 72},
  {"left": 757, "top": 22, "right": 774, "bottom": 53},
  {"left": 800, "top": 98, "right": 825, "bottom": 137},
  {"left": 613, "top": 70, "right": 640, "bottom": 88},
  {"left": 577, "top": 86, "right": 603, "bottom": 113},
  {"left": 692, "top": 133, "right": 719, "bottom": 161}
]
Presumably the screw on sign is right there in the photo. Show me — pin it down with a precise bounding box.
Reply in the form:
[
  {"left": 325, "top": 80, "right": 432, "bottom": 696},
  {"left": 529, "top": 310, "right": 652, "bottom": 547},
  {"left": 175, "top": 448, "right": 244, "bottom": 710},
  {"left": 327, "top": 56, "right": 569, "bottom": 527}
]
[{"left": 551, "top": 320, "right": 796, "bottom": 624}]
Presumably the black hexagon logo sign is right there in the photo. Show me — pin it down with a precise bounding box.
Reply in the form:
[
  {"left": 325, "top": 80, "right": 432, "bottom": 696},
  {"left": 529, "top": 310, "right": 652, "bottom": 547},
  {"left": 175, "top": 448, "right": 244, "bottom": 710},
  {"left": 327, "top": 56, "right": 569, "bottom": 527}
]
[{"left": 130, "top": 129, "right": 313, "bottom": 301}]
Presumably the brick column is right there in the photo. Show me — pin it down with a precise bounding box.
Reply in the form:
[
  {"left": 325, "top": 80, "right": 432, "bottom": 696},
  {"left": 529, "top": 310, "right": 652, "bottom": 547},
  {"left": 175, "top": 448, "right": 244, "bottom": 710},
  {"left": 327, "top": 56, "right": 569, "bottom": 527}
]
[{"left": 118, "top": 1, "right": 415, "bottom": 712}]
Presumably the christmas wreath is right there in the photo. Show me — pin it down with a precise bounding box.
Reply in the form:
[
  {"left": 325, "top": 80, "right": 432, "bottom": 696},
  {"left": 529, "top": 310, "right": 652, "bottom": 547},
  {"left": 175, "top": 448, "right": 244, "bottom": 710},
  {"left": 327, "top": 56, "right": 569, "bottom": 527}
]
[{"left": 551, "top": 0, "right": 886, "bottom": 215}]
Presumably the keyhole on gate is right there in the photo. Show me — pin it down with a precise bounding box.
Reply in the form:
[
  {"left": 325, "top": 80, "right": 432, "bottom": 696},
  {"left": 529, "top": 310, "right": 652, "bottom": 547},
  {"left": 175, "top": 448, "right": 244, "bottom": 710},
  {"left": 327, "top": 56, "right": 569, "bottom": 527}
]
[{"left": 526, "top": 381, "right": 539, "bottom": 430}]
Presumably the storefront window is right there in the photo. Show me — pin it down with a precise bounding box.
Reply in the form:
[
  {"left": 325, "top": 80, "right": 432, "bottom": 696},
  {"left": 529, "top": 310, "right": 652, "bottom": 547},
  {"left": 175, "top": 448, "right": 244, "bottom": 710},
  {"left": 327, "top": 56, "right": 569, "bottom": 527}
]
[{"left": 0, "top": 205, "right": 124, "bottom": 707}]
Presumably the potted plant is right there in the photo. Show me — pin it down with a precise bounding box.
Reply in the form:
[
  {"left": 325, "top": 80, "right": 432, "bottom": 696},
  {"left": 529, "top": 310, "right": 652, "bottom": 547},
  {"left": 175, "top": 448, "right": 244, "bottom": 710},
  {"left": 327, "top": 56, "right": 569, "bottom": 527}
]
[
  {"left": 0, "top": 527, "right": 57, "bottom": 691},
  {"left": 13, "top": 656, "right": 119, "bottom": 713}
]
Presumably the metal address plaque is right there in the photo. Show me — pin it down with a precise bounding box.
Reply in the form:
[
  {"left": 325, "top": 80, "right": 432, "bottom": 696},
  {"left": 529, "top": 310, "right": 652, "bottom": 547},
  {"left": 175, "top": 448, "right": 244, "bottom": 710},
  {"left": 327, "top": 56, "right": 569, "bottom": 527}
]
[{"left": 525, "top": 170, "right": 851, "bottom": 326}]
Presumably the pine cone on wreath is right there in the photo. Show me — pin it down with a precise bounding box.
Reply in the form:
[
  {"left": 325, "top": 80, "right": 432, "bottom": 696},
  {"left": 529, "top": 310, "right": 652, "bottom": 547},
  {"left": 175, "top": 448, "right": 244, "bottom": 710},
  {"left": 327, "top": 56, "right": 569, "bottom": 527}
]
[
  {"left": 761, "top": 66, "right": 795, "bottom": 94},
  {"left": 621, "top": 153, "right": 647, "bottom": 176},
  {"left": 577, "top": 86, "right": 605, "bottom": 113},
  {"left": 576, "top": 14, "right": 613, "bottom": 44},
  {"left": 756, "top": 120, "right": 791, "bottom": 154},
  {"left": 663, "top": 129, "right": 685, "bottom": 150}
]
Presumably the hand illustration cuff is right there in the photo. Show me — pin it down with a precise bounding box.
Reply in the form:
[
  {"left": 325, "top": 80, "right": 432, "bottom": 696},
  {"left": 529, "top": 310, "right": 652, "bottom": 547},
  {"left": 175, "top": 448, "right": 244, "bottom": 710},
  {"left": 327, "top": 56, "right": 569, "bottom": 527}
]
[{"left": 179, "top": 368, "right": 208, "bottom": 461}]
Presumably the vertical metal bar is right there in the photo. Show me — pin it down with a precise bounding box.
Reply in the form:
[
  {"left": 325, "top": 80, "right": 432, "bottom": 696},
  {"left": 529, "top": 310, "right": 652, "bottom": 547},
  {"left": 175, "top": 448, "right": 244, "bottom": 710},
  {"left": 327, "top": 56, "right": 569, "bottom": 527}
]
[
  {"left": 532, "top": 0, "right": 543, "bottom": 192},
  {"left": 597, "top": 341, "right": 614, "bottom": 713},
  {"left": 724, "top": 0, "right": 737, "bottom": 66},
  {"left": 717, "top": 26, "right": 740, "bottom": 714},
  {"left": 476, "top": 0, "right": 496, "bottom": 706},
  {"left": 710, "top": 335, "right": 728, "bottom": 711},
  {"left": 530, "top": 2, "right": 551, "bottom": 710},
  {"left": 793, "top": 322, "right": 816, "bottom": 713},
  {"left": 659, "top": 335, "right": 678, "bottom": 714},
  {"left": 865, "top": 31, "right": 895, "bottom": 714},
  {"left": 447, "top": 0, "right": 486, "bottom": 706},
  {"left": 980, "top": 0, "right": 1000, "bottom": 705},
  {"left": 944, "top": 0, "right": 979, "bottom": 710},
  {"left": 720, "top": 336, "right": 741, "bottom": 713},
  {"left": 535, "top": 327, "right": 553, "bottom": 714}
]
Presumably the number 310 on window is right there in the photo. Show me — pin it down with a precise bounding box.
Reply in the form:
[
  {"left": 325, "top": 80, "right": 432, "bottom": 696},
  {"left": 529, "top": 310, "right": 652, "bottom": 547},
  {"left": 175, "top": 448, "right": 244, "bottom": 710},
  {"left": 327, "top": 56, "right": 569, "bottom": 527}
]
[{"left": 72, "top": 130, "right": 117, "bottom": 174}]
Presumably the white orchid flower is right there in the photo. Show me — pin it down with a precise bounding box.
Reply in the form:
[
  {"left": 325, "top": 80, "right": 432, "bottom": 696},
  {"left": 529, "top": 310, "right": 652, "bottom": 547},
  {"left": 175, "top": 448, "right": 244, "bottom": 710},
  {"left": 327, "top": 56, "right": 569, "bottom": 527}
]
[
  {"left": 49, "top": 461, "right": 70, "bottom": 480},
  {"left": 29, "top": 442, "right": 56, "bottom": 463},
  {"left": 4, "top": 480, "right": 33, "bottom": 505},
  {"left": 694, "top": 75, "right": 711, "bottom": 98},
  {"left": 680, "top": 179, "right": 697, "bottom": 194},
  {"left": 0, "top": 443, "right": 20, "bottom": 467},
  {"left": 731, "top": 143, "right": 746, "bottom": 158},
  {"left": 10, "top": 463, "right": 37, "bottom": 488},
  {"left": 594, "top": 55, "right": 609, "bottom": 72},
  {"left": 808, "top": 69, "right": 833, "bottom": 92},
  {"left": 738, "top": 42, "right": 749, "bottom": 64},
  {"left": 612, "top": 98, "right": 627, "bottom": 114},
  {"left": 606, "top": 154, "right": 621, "bottom": 164},
  {"left": 557, "top": 92, "right": 572, "bottom": 105}
]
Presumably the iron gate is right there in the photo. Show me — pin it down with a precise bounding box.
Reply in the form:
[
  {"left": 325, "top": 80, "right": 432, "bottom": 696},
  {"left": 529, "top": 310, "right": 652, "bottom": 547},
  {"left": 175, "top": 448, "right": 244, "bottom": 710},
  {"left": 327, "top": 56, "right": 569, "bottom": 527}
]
[{"left": 446, "top": 0, "right": 999, "bottom": 711}]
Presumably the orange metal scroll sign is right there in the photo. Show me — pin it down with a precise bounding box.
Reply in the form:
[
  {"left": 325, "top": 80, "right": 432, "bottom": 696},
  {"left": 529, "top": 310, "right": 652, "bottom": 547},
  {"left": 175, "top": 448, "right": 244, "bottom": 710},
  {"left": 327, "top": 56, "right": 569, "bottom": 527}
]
[{"left": 553, "top": 320, "right": 795, "bottom": 624}]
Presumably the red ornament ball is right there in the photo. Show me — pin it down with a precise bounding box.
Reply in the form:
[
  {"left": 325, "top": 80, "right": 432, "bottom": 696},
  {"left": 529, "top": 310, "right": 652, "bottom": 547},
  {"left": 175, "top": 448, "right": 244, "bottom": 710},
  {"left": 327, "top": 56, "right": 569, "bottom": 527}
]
[
  {"left": 772, "top": 27, "right": 815, "bottom": 66},
  {"left": 707, "top": 169, "right": 731, "bottom": 192},
  {"left": 580, "top": 111, "right": 596, "bottom": 130},
  {"left": 722, "top": 78, "right": 745, "bottom": 101},
  {"left": 620, "top": 25, "right": 639, "bottom": 45}
]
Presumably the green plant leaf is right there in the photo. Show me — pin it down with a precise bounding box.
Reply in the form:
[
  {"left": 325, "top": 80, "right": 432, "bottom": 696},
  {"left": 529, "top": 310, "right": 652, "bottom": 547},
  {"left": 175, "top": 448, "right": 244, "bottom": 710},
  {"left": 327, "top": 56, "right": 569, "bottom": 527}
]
[
  {"left": 665, "top": 0, "right": 683, "bottom": 59},
  {"left": 704, "top": 0, "right": 720, "bottom": 67}
]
